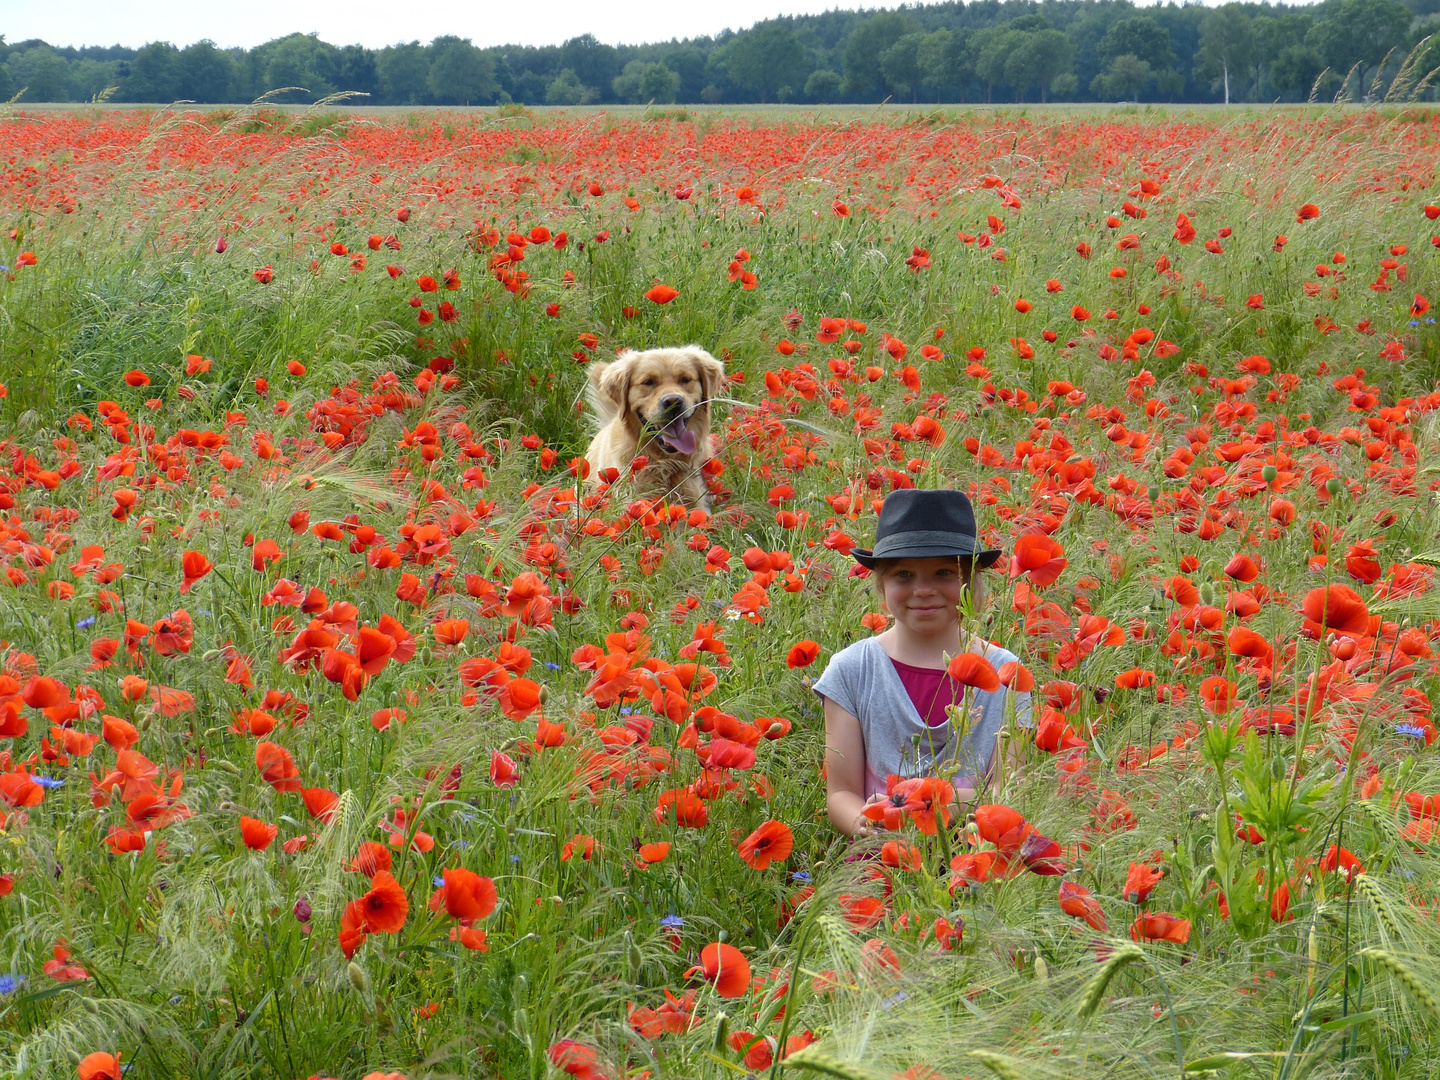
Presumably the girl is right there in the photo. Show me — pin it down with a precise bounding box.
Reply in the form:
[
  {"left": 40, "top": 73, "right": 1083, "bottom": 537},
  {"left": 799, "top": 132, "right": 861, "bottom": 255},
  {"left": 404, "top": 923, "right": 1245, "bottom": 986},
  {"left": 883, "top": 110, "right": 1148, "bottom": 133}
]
[{"left": 812, "top": 488, "right": 1032, "bottom": 837}]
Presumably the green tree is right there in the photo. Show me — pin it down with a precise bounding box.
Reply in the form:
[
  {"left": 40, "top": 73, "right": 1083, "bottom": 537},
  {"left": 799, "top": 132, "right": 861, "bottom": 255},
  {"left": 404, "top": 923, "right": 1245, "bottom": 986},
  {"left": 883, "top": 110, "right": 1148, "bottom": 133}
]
[
  {"left": 1272, "top": 44, "right": 1328, "bottom": 99},
  {"left": 916, "top": 28, "right": 974, "bottom": 102},
  {"left": 559, "top": 35, "right": 619, "bottom": 102},
  {"left": 335, "top": 45, "right": 381, "bottom": 103},
  {"left": 804, "top": 68, "right": 843, "bottom": 102},
  {"left": 545, "top": 68, "right": 594, "bottom": 105},
  {"left": 879, "top": 33, "right": 925, "bottom": 101},
  {"left": 178, "top": 41, "right": 235, "bottom": 103},
  {"left": 1195, "top": 5, "right": 1253, "bottom": 103},
  {"left": 1100, "top": 16, "right": 1176, "bottom": 69},
  {"left": 1306, "top": 0, "right": 1411, "bottom": 96},
  {"left": 69, "top": 58, "right": 119, "bottom": 102},
  {"left": 263, "top": 34, "right": 337, "bottom": 102},
  {"left": 378, "top": 42, "right": 430, "bottom": 105},
  {"left": 121, "top": 42, "right": 182, "bottom": 102},
  {"left": 843, "top": 12, "right": 918, "bottom": 99},
  {"left": 727, "top": 21, "right": 807, "bottom": 103},
  {"left": 1005, "top": 28, "right": 1073, "bottom": 102},
  {"left": 427, "top": 36, "right": 496, "bottom": 105},
  {"left": 1091, "top": 53, "right": 1154, "bottom": 101},
  {"left": 612, "top": 60, "right": 679, "bottom": 103}
]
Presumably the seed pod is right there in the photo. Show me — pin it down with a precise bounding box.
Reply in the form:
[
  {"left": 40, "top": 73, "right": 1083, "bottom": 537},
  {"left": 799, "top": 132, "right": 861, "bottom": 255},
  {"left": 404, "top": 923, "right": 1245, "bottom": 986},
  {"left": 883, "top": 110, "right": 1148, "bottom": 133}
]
[
  {"left": 1326, "top": 477, "right": 1343, "bottom": 496},
  {"left": 81, "top": 996, "right": 101, "bottom": 1014},
  {"left": 1262, "top": 464, "right": 1278, "bottom": 482},
  {"left": 347, "top": 961, "right": 370, "bottom": 994}
]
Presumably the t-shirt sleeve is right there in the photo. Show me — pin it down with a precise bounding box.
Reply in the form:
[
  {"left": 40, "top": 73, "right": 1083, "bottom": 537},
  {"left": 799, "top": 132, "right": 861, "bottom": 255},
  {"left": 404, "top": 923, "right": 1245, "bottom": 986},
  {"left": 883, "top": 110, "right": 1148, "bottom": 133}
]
[{"left": 810, "top": 649, "right": 859, "bottom": 717}]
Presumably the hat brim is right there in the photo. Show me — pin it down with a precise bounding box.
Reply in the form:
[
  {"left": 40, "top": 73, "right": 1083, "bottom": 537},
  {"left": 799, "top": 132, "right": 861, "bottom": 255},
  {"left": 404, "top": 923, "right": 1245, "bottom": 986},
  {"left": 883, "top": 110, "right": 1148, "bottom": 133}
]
[{"left": 852, "top": 543, "right": 1003, "bottom": 571}]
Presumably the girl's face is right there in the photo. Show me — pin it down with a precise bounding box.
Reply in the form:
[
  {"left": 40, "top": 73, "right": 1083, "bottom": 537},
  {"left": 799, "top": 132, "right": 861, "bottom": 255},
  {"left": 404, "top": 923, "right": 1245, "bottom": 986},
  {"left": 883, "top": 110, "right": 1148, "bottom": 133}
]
[{"left": 879, "top": 557, "right": 966, "bottom": 636}]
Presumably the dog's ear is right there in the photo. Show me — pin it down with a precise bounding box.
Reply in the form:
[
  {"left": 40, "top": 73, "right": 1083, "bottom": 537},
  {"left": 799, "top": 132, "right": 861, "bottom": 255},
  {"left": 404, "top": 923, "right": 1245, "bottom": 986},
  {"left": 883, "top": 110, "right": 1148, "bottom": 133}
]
[
  {"left": 591, "top": 353, "right": 634, "bottom": 414},
  {"left": 688, "top": 348, "right": 726, "bottom": 403}
]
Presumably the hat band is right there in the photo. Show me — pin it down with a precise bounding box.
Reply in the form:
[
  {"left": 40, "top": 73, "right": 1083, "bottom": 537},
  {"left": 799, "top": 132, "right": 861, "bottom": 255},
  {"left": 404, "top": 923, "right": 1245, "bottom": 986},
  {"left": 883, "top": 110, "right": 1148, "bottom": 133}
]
[{"left": 870, "top": 529, "right": 982, "bottom": 557}]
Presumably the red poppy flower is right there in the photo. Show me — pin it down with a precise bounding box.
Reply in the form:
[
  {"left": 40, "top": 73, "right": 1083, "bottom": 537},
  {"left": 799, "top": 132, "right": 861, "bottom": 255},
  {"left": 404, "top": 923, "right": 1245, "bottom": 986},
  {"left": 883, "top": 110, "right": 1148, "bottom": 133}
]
[
  {"left": 360, "top": 870, "right": 409, "bottom": 934},
  {"left": 77, "top": 1052, "right": 122, "bottom": 1080},
  {"left": 240, "top": 816, "right": 277, "bottom": 851},
  {"left": 1011, "top": 534, "right": 1067, "bottom": 586},
  {"left": 644, "top": 283, "right": 678, "bottom": 305},
  {"left": 737, "top": 819, "right": 794, "bottom": 870},
  {"left": 442, "top": 867, "right": 498, "bottom": 921},
  {"left": 179, "top": 550, "right": 213, "bottom": 593},
  {"left": 1130, "top": 911, "right": 1191, "bottom": 944},
  {"left": 1058, "top": 881, "right": 1107, "bottom": 931},
  {"left": 1123, "top": 861, "right": 1163, "bottom": 903},
  {"left": 786, "top": 640, "right": 820, "bottom": 668},
  {"left": 695, "top": 942, "right": 750, "bottom": 997},
  {"left": 945, "top": 652, "right": 999, "bottom": 691},
  {"left": 1300, "top": 584, "right": 1374, "bottom": 639}
]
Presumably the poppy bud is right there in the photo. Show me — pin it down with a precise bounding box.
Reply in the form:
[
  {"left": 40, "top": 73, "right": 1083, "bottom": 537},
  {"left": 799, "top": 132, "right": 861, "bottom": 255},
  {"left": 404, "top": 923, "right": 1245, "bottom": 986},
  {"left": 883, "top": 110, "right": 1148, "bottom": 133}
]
[
  {"left": 293, "top": 896, "right": 312, "bottom": 923},
  {"left": 347, "top": 961, "right": 370, "bottom": 993},
  {"left": 716, "top": 929, "right": 728, "bottom": 942},
  {"left": 1261, "top": 464, "right": 1278, "bottom": 482},
  {"left": 1199, "top": 582, "right": 1216, "bottom": 606},
  {"left": 67, "top": 1051, "right": 83, "bottom": 1066},
  {"left": 1147, "top": 485, "right": 1160, "bottom": 501},
  {"left": 82, "top": 997, "right": 100, "bottom": 1014},
  {"left": 1325, "top": 478, "right": 1342, "bottom": 496},
  {"left": 1034, "top": 956, "right": 1050, "bottom": 982},
  {"left": 712, "top": 1012, "right": 730, "bottom": 1056},
  {"left": 214, "top": 237, "right": 227, "bottom": 254},
  {"left": 538, "top": 685, "right": 549, "bottom": 704},
  {"left": 308, "top": 761, "right": 322, "bottom": 779}
]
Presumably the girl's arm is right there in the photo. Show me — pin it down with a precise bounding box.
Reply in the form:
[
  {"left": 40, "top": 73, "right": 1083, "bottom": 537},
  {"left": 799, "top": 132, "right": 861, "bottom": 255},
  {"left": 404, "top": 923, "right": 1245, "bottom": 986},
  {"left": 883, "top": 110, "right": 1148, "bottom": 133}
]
[{"left": 824, "top": 697, "right": 878, "bottom": 837}]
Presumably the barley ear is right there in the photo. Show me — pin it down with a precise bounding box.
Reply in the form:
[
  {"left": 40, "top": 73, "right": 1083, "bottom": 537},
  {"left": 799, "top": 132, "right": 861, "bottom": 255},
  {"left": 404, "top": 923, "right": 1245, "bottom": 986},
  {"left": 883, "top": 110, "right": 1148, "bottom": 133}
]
[
  {"left": 1077, "top": 943, "right": 1145, "bottom": 1020},
  {"left": 1359, "top": 948, "right": 1440, "bottom": 1024}
]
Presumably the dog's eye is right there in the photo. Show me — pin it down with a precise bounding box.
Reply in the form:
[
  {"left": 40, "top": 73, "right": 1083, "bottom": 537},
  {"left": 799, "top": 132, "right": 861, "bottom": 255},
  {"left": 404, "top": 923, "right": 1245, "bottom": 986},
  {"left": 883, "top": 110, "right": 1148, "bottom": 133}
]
[
  {"left": 641, "top": 377, "right": 656, "bottom": 386},
  {"left": 680, "top": 376, "right": 693, "bottom": 384}
]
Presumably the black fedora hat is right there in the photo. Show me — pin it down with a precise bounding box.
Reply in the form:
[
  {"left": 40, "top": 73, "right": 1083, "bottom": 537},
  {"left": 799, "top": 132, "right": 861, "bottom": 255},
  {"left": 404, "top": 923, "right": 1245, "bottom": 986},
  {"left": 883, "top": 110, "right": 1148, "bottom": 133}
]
[{"left": 851, "top": 489, "right": 1002, "bottom": 570}]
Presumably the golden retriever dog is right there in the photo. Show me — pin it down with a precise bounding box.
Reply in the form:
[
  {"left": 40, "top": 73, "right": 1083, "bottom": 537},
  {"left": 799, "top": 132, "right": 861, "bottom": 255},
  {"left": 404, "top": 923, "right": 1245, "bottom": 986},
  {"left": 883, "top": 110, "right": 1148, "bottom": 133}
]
[{"left": 584, "top": 345, "right": 725, "bottom": 510}]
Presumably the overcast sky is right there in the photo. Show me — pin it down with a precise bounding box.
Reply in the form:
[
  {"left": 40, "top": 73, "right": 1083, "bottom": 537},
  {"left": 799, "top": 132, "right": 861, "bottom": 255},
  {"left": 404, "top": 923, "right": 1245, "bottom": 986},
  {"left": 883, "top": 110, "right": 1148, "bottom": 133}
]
[{"left": 3, "top": 0, "right": 1274, "bottom": 51}]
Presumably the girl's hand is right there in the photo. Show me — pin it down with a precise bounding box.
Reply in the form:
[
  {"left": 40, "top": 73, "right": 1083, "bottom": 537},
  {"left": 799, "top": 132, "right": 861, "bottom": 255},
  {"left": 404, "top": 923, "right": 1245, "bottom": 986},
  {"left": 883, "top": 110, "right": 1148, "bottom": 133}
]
[{"left": 854, "top": 794, "right": 888, "bottom": 838}]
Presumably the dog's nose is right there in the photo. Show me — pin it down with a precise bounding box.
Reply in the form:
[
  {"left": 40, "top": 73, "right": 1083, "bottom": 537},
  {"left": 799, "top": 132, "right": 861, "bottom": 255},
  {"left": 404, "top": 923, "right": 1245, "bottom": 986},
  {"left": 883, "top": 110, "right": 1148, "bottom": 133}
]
[{"left": 658, "top": 394, "right": 686, "bottom": 414}]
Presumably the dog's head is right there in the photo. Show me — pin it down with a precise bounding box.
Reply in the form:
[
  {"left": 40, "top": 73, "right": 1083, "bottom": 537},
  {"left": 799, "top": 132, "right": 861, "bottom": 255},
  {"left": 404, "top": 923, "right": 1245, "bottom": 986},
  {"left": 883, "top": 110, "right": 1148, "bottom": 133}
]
[{"left": 591, "top": 346, "right": 725, "bottom": 457}]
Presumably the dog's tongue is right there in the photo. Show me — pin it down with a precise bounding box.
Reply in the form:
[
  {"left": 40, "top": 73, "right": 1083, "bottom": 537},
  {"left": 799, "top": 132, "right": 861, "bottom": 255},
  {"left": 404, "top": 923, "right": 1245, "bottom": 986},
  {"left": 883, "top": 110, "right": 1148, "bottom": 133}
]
[{"left": 659, "top": 417, "right": 697, "bottom": 455}]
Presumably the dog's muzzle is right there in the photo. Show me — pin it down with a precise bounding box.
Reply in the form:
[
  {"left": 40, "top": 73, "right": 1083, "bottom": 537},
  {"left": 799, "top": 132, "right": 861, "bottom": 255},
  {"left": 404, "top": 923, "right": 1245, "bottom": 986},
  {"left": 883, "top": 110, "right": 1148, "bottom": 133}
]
[{"left": 646, "top": 398, "right": 699, "bottom": 456}]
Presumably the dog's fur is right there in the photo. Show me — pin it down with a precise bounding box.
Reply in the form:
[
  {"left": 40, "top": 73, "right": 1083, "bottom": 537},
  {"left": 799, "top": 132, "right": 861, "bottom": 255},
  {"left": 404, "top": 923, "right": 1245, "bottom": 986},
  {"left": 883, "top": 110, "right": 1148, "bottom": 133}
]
[{"left": 583, "top": 345, "right": 725, "bottom": 510}]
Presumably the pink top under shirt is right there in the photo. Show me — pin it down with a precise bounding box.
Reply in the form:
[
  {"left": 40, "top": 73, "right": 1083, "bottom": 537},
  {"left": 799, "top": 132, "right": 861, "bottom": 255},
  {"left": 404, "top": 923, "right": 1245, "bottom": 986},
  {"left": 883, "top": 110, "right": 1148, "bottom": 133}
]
[{"left": 889, "top": 657, "right": 964, "bottom": 727}]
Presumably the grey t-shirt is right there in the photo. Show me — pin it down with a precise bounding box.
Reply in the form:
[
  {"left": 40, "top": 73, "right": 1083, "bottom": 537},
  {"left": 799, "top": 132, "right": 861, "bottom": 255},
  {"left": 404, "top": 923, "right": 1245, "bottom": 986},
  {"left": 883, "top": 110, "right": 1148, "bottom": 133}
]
[{"left": 811, "top": 636, "right": 1033, "bottom": 799}]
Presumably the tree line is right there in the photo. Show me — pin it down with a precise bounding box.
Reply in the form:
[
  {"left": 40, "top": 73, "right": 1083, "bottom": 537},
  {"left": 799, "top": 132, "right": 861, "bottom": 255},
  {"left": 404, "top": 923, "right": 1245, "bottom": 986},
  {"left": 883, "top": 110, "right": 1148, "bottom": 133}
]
[{"left": 2, "top": 0, "right": 1436, "bottom": 108}]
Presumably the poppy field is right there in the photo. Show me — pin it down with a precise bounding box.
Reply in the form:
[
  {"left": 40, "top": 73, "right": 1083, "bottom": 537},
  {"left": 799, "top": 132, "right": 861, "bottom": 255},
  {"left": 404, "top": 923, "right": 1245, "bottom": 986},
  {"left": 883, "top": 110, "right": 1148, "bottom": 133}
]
[{"left": 2, "top": 103, "right": 1440, "bottom": 1080}]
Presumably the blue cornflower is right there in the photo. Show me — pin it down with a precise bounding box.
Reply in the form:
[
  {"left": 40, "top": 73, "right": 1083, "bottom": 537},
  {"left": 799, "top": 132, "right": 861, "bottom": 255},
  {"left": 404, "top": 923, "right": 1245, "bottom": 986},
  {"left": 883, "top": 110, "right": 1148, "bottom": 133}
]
[
  {"left": 660, "top": 915, "right": 685, "bottom": 928},
  {"left": 1396, "top": 723, "right": 1428, "bottom": 739},
  {"left": 32, "top": 776, "right": 64, "bottom": 790},
  {"left": 0, "top": 973, "right": 25, "bottom": 995},
  {"left": 433, "top": 875, "right": 446, "bottom": 887},
  {"left": 76, "top": 616, "right": 97, "bottom": 630},
  {"left": 544, "top": 661, "right": 561, "bottom": 670},
  {"left": 880, "top": 990, "right": 909, "bottom": 1010},
  {"left": 510, "top": 853, "right": 521, "bottom": 863},
  {"left": 791, "top": 870, "right": 812, "bottom": 883}
]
